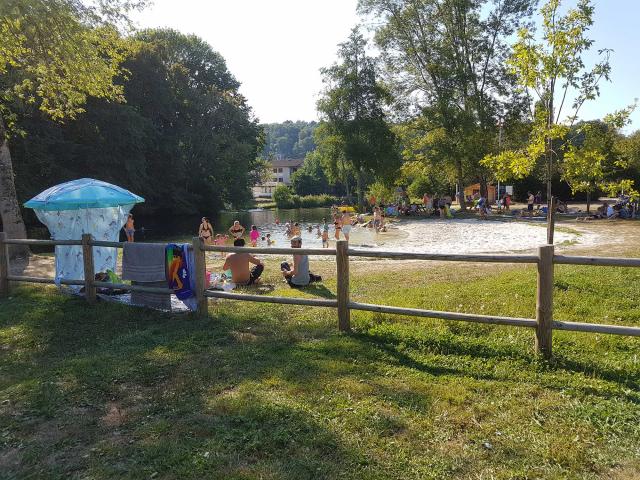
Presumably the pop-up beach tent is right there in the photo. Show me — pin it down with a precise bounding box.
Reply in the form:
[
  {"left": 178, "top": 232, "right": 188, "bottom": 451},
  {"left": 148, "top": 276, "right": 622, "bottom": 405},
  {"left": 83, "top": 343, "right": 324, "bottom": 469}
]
[{"left": 25, "top": 178, "right": 144, "bottom": 286}]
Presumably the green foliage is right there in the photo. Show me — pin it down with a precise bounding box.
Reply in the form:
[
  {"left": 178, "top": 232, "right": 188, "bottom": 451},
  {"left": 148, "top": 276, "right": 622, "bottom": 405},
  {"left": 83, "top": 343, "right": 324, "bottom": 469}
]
[
  {"left": 482, "top": 0, "right": 618, "bottom": 198},
  {"left": 0, "top": 0, "right": 143, "bottom": 123},
  {"left": 360, "top": 0, "right": 536, "bottom": 206},
  {"left": 272, "top": 185, "right": 294, "bottom": 208},
  {"left": 11, "top": 28, "right": 262, "bottom": 215},
  {"left": 260, "top": 121, "right": 317, "bottom": 159},
  {"left": 273, "top": 184, "right": 337, "bottom": 209},
  {"left": 290, "top": 151, "right": 331, "bottom": 195},
  {"left": 317, "top": 27, "right": 400, "bottom": 207}
]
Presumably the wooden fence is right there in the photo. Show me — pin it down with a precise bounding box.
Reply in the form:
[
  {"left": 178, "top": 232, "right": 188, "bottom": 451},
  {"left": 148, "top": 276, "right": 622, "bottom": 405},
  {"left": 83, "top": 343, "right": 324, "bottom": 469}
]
[{"left": 1, "top": 231, "right": 639, "bottom": 359}]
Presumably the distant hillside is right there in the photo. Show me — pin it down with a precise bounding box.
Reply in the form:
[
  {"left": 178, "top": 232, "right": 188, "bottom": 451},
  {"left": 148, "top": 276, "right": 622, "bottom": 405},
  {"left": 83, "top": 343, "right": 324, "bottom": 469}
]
[{"left": 260, "top": 120, "right": 317, "bottom": 159}]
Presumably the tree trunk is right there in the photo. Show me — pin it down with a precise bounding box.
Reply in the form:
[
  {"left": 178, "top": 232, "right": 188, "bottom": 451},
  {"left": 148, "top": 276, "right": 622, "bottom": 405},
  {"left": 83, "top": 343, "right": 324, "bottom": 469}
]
[
  {"left": 586, "top": 190, "right": 591, "bottom": 214},
  {"left": 0, "top": 115, "right": 29, "bottom": 258},
  {"left": 456, "top": 161, "right": 466, "bottom": 210},
  {"left": 479, "top": 177, "right": 488, "bottom": 200},
  {"left": 546, "top": 95, "right": 555, "bottom": 244}
]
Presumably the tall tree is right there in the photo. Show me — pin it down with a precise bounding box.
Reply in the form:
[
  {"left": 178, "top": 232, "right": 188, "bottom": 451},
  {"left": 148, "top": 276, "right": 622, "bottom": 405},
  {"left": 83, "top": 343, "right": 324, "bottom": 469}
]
[
  {"left": 0, "top": 0, "right": 141, "bottom": 253},
  {"left": 359, "top": 0, "right": 535, "bottom": 208},
  {"left": 316, "top": 27, "right": 400, "bottom": 208},
  {"left": 481, "top": 0, "right": 616, "bottom": 238}
]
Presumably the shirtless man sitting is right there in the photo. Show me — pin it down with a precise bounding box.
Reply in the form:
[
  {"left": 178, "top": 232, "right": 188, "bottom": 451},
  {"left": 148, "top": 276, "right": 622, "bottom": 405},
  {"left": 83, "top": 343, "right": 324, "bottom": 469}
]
[{"left": 223, "top": 238, "right": 263, "bottom": 286}]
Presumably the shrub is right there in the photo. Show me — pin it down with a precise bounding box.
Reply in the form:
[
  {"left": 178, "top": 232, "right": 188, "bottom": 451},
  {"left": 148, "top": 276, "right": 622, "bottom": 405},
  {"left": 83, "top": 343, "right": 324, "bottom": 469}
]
[{"left": 273, "top": 188, "right": 338, "bottom": 209}]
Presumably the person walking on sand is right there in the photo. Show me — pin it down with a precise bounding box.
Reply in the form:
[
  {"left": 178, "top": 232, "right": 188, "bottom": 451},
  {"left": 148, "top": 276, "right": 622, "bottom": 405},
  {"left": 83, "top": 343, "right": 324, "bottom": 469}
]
[
  {"left": 229, "top": 220, "right": 245, "bottom": 239},
  {"left": 340, "top": 210, "right": 352, "bottom": 242},
  {"left": 198, "top": 217, "right": 213, "bottom": 245},
  {"left": 249, "top": 225, "right": 260, "bottom": 247},
  {"left": 124, "top": 214, "right": 135, "bottom": 242},
  {"left": 527, "top": 191, "right": 535, "bottom": 216}
]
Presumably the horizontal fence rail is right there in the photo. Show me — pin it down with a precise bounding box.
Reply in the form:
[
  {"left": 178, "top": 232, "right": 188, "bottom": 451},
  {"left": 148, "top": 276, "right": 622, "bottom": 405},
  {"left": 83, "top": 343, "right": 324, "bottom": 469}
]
[
  {"left": 1, "top": 231, "right": 639, "bottom": 360},
  {"left": 347, "top": 249, "right": 539, "bottom": 263}
]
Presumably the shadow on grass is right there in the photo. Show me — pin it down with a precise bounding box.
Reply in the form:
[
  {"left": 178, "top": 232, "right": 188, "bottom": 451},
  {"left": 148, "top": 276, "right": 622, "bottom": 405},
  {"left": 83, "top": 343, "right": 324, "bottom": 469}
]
[{"left": 0, "top": 288, "right": 370, "bottom": 479}]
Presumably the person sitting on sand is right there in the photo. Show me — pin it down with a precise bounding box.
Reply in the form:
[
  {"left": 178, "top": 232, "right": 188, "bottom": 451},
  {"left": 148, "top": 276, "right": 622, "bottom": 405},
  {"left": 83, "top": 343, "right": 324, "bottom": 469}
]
[
  {"left": 281, "top": 236, "right": 321, "bottom": 287},
  {"left": 229, "top": 220, "right": 245, "bottom": 239},
  {"left": 223, "top": 238, "right": 263, "bottom": 286}
]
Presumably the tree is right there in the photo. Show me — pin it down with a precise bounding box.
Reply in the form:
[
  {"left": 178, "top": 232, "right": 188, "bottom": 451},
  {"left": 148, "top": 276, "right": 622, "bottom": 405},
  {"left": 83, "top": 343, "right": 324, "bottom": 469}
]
[
  {"left": 481, "top": 0, "right": 617, "bottom": 237},
  {"left": 9, "top": 28, "right": 263, "bottom": 216},
  {"left": 359, "top": 0, "right": 535, "bottom": 208},
  {"left": 0, "top": 0, "right": 141, "bottom": 253},
  {"left": 290, "top": 151, "right": 331, "bottom": 195},
  {"left": 317, "top": 27, "right": 400, "bottom": 208}
]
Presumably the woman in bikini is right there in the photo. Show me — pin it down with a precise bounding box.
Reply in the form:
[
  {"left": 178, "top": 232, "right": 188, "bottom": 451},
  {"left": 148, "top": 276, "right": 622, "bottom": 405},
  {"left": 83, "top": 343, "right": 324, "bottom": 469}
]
[
  {"left": 198, "top": 217, "right": 213, "bottom": 245},
  {"left": 229, "top": 220, "right": 245, "bottom": 239}
]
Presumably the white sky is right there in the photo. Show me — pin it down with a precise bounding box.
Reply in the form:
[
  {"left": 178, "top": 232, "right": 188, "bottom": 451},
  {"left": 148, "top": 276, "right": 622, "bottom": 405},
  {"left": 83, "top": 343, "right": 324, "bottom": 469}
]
[
  {"left": 133, "top": 0, "right": 639, "bottom": 130},
  {"left": 133, "top": 0, "right": 360, "bottom": 123}
]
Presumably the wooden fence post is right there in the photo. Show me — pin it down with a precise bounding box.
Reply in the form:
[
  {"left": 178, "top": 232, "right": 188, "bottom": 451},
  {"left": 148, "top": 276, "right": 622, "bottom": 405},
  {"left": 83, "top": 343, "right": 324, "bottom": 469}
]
[
  {"left": 0, "top": 232, "right": 9, "bottom": 297},
  {"left": 82, "top": 233, "right": 96, "bottom": 304},
  {"left": 536, "top": 244, "right": 554, "bottom": 358},
  {"left": 192, "top": 237, "right": 208, "bottom": 317},
  {"left": 336, "top": 240, "right": 350, "bottom": 331}
]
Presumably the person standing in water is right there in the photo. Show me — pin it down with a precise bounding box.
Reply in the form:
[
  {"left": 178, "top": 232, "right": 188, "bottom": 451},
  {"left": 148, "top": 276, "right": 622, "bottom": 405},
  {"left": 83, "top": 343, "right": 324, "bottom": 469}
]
[
  {"left": 322, "top": 217, "right": 330, "bottom": 248},
  {"left": 229, "top": 220, "right": 245, "bottom": 239},
  {"left": 124, "top": 214, "right": 135, "bottom": 242},
  {"left": 249, "top": 225, "right": 260, "bottom": 247},
  {"left": 198, "top": 217, "right": 213, "bottom": 245}
]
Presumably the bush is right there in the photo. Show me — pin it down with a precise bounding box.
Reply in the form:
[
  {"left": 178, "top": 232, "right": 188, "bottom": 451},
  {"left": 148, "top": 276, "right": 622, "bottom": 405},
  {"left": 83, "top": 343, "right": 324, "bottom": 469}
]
[
  {"left": 273, "top": 188, "right": 338, "bottom": 209},
  {"left": 273, "top": 185, "right": 294, "bottom": 208}
]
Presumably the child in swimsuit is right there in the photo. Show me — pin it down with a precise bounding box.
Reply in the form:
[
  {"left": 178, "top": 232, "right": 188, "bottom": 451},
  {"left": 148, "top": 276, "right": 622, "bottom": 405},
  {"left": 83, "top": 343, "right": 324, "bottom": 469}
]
[
  {"left": 249, "top": 225, "right": 260, "bottom": 247},
  {"left": 266, "top": 233, "right": 274, "bottom": 245},
  {"left": 322, "top": 218, "right": 329, "bottom": 248},
  {"left": 124, "top": 214, "right": 135, "bottom": 242}
]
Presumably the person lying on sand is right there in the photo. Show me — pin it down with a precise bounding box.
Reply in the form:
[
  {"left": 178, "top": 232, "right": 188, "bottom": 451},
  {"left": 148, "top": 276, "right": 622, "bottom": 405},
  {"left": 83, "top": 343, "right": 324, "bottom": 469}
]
[{"left": 223, "top": 238, "right": 263, "bottom": 286}]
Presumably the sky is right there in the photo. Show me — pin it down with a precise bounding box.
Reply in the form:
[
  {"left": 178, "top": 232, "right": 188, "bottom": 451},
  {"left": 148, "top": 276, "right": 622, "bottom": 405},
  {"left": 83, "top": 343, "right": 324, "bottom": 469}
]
[{"left": 133, "top": 0, "right": 639, "bottom": 130}]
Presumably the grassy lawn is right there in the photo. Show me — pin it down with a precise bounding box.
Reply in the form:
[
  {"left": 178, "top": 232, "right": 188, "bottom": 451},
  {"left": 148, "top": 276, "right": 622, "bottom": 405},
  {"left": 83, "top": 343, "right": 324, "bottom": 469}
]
[{"left": 1, "top": 259, "right": 639, "bottom": 479}]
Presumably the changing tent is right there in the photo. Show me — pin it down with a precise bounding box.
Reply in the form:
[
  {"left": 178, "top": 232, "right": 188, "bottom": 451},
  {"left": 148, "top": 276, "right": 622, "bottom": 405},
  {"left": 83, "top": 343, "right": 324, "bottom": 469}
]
[{"left": 24, "top": 178, "right": 144, "bottom": 286}]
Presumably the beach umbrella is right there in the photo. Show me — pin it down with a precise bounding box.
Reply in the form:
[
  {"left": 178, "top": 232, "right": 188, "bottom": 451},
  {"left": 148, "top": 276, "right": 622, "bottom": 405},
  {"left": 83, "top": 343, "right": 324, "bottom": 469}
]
[
  {"left": 24, "top": 178, "right": 143, "bottom": 210},
  {"left": 25, "top": 178, "right": 144, "bottom": 287}
]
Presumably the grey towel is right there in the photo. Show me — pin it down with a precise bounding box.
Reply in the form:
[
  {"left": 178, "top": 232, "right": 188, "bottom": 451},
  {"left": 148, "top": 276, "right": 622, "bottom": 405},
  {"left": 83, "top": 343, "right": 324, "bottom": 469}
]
[
  {"left": 122, "top": 242, "right": 166, "bottom": 282},
  {"left": 131, "top": 281, "right": 172, "bottom": 310}
]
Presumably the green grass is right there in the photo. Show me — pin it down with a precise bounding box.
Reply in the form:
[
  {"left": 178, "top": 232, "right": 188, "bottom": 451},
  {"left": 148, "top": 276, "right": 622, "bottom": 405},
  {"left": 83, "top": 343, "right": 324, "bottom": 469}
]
[{"left": 1, "top": 259, "right": 639, "bottom": 479}]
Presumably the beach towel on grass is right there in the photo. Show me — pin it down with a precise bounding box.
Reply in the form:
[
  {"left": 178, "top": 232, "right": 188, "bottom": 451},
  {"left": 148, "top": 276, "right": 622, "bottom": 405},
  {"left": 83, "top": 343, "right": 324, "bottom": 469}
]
[{"left": 122, "top": 242, "right": 166, "bottom": 282}]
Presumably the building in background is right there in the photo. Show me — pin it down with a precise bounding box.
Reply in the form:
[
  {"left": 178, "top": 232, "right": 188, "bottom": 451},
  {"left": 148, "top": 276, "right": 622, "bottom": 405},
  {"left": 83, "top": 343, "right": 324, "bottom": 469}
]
[{"left": 253, "top": 158, "right": 304, "bottom": 199}]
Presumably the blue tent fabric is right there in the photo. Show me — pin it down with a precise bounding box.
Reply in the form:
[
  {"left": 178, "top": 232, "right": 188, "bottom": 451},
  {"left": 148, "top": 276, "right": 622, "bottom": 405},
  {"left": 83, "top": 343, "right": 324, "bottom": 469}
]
[
  {"left": 24, "top": 178, "right": 144, "bottom": 211},
  {"left": 24, "top": 179, "right": 144, "bottom": 288}
]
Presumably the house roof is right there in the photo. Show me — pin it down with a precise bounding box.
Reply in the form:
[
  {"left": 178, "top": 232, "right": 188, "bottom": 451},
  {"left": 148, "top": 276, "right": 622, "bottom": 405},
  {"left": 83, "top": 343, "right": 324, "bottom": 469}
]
[{"left": 271, "top": 158, "right": 304, "bottom": 168}]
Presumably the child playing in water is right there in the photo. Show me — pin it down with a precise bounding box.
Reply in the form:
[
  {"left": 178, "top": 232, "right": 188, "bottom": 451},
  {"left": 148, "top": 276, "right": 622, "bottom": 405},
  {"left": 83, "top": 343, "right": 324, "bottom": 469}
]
[
  {"left": 292, "top": 222, "right": 301, "bottom": 236},
  {"left": 322, "top": 218, "right": 329, "bottom": 248},
  {"left": 266, "top": 233, "right": 274, "bottom": 245},
  {"left": 249, "top": 225, "right": 260, "bottom": 247}
]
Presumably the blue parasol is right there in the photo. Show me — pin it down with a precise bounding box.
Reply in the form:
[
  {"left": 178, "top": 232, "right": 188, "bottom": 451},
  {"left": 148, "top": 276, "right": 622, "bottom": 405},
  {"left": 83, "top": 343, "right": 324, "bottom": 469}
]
[{"left": 24, "top": 178, "right": 144, "bottom": 211}]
